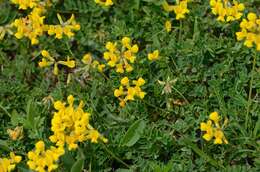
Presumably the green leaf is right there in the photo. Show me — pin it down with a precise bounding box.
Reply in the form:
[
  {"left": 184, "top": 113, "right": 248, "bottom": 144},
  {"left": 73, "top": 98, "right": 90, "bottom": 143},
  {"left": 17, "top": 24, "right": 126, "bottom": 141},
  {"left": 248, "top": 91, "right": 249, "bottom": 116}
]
[
  {"left": 121, "top": 119, "right": 146, "bottom": 147},
  {"left": 70, "top": 159, "right": 84, "bottom": 172},
  {"left": 182, "top": 137, "right": 223, "bottom": 168},
  {"left": 0, "top": 139, "right": 10, "bottom": 151}
]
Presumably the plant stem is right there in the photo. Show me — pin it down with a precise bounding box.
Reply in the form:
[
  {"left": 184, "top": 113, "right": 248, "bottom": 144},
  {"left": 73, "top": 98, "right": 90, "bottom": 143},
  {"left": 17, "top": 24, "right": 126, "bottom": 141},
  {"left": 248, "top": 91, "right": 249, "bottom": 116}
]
[
  {"left": 101, "top": 143, "right": 130, "bottom": 169},
  {"left": 66, "top": 41, "right": 74, "bottom": 57},
  {"left": 246, "top": 53, "right": 257, "bottom": 129},
  {"left": 178, "top": 20, "right": 183, "bottom": 43}
]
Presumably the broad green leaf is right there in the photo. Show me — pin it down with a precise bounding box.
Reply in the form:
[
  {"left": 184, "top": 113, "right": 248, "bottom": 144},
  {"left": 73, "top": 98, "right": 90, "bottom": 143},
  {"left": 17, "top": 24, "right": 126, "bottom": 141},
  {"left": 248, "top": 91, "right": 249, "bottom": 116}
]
[
  {"left": 121, "top": 119, "right": 146, "bottom": 147},
  {"left": 70, "top": 159, "right": 84, "bottom": 172}
]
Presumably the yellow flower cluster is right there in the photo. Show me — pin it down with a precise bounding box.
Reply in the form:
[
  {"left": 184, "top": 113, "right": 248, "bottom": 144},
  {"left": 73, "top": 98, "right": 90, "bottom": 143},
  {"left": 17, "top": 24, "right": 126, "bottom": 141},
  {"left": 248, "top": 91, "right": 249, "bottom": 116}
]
[
  {"left": 0, "top": 152, "right": 22, "bottom": 172},
  {"left": 103, "top": 37, "right": 139, "bottom": 73},
  {"left": 11, "top": 0, "right": 39, "bottom": 10},
  {"left": 49, "top": 95, "right": 107, "bottom": 150},
  {"left": 95, "top": 0, "right": 113, "bottom": 6},
  {"left": 236, "top": 12, "right": 260, "bottom": 51},
  {"left": 162, "top": 0, "right": 190, "bottom": 20},
  {"left": 38, "top": 50, "right": 76, "bottom": 75},
  {"left": 82, "top": 53, "right": 105, "bottom": 72},
  {"left": 12, "top": 8, "right": 46, "bottom": 45},
  {"left": 148, "top": 50, "right": 160, "bottom": 61},
  {"left": 114, "top": 77, "right": 146, "bottom": 107},
  {"left": 27, "top": 141, "right": 64, "bottom": 172},
  {"left": 200, "top": 112, "right": 228, "bottom": 144},
  {"left": 47, "top": 14, "right": 81, "bottom": 39},
  {"left": 11, "top": 0, "right": 80, "bottom": 45},
  {"left": 209, "top": 0, "right": 245, "bottom": 22}
]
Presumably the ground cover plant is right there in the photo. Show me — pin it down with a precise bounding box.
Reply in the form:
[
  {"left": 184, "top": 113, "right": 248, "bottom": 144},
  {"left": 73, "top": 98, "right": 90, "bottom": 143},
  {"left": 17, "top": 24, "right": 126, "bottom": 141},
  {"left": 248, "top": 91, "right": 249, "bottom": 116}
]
[{"left": 0, "top": 0, "right": 260, "bottom": 171}]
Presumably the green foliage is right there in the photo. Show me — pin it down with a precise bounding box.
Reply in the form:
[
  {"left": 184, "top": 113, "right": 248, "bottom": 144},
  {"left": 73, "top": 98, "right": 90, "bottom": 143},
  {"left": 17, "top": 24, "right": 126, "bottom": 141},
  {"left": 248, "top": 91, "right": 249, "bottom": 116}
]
[{"left": 0, "top": 0, "right": 260, "bottom": 172}]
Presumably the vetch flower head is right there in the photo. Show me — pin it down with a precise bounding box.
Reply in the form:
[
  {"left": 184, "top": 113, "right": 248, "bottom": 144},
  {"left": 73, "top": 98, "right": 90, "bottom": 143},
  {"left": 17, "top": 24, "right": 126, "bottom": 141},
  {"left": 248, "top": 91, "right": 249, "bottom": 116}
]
[
  {"left": 236, "top": 12, "right": 260, "bottom": 51},
  {"left": 103, "top": 37, "right": 139, "bottom": 73},
  {"left": 114, "top": 77, "right": 146, "bottom": 107},
  {"left": 0, "top": 152, "right": 22, "bottom": 172},
  {"left": 47, "top": 14, "right": 80, "bottom": 39},
  {"left": 200, "top": 112, "right": 228, "bottom": 144},
  {"left": 11, "top": 0, "right": 39, "bottom": 10},
  {"left": 27, "top": 141, "right": 64, "bottom": 172},
  {"left": 49, "top": 95, "right": 107, "bottom": 150},
  {"left": 38, "top": 50, "right": 76, "bottom": 75},
  {"left": 210, "top": 0, "right": 245, "bottom": 22},
  {"left": 12, "top": 8, "right": 46, "bottom": 45}
]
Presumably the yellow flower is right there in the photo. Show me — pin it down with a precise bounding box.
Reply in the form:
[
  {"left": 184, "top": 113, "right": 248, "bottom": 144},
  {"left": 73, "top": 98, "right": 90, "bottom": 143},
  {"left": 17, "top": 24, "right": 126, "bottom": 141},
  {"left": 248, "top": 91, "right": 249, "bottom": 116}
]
[
  {"left": 103, "top": 37, "right": 139, "bottom": 73},
  {"left": 87, "top": 130, "right": 100, "bottom": 143},
  {"left": 11, "top": 0, "right": 39, "bottom": 10},
  {"left": 236, "top": 12, "right": 260, "bottom": 51},
  {"left": 133, "top": 77, "right": 146, "bottom": 87},
  {"left": 114, "top": 77, "right": 146, "bottom": 107},
  {"left": 12, "top": 8, "right": 46, "bottom": 45},
  {"left": 214, "top": 129, "right": 228, "bottom": 144},
  {"left": 114, "top": 86, "right": 124, "bottom": 97},
  {"left": 173, "top": 1, "right": 190, "bottom": 20},
  {"left": 82, "top": 53, "right": 92, "bottom": 64},
  {"left": 0, "top": 152, "right": 21, "bottom": 172},
  {"left": 163, "top": 0, "right": 190, "bottom": 20},
  {"left": 210, "top": 0, "right": 245, "bottom": 22},
  {"left": 39, "top": 50, "right": 76, "bottom": 75},
  {"left": 27, "top": 141, "right": 64, "bottom": 172},
  {"left": 38, "top": 58, "right": 52, "bottom": 68},
  {"left": 200, "top": 120, "right": 214, "bottom": 141},
  {"left": 209, "top": 111, "right": 220, "bottom": 124},
  {"left": 58, "top": 57, "right": 76, "bottom": 68},
  {"left": 200, "top": 112, "right": 228, "bottom": 144},
  {"left": 49, "top": 95, "right": 107, "bottom": 150},
  {"left": 121, "top": 77, "right": 129, "bottom": 86},
  {"left": 165, "top": 20, "right": 172, "bottom": 32},
  {"left": 148, "top": 50, "right": 160, "bottom": 61},
  {"left": 122, "top": 37, "right": 131, "bottom": 48},
  {"left": 95, "top": 0, "right": 113, "bottom": 6},
  {"left": 47, "top": 14, "right": 80, "bottom": 39}
]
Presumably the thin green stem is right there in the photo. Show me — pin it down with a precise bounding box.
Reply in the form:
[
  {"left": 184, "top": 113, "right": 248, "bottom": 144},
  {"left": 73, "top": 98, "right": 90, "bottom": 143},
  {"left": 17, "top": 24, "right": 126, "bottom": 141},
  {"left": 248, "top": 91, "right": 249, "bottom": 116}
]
[
  {"left": 66, "top": 41, "right": 74, "bottom": 57},
  {"left": 178, "top": 20, "right": 183, "bottom": 43},
  {"left": 172, "top": 87, "right": 189, "bottom": 104},
  {"left": 246, "top": 53, "right": 257, "bottom": 129},
  {"left": 101, "top": 143, "right": 130, "bottom": 169},
  {"left": 143, "top": 100, "right": 174, "bottom": 113}
]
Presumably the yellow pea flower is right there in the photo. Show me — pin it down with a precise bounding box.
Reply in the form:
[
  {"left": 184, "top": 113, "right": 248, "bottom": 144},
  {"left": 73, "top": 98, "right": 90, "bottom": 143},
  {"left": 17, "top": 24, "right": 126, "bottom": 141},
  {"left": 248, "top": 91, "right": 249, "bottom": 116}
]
[
  {"left": 58, "top": 57, "right": 76, "bottom": 68},
  {"left": 148, "top": 50, "right": 160, "bottom": 61},
  {"left": 200, "top": 112, "right": 228, "bottom": 144},
  {"left": 95, "top": 0, "right": 113, "bottom": 6},
  {"left": 121, "top": 77, "right": 129, "bottom": 86}
]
